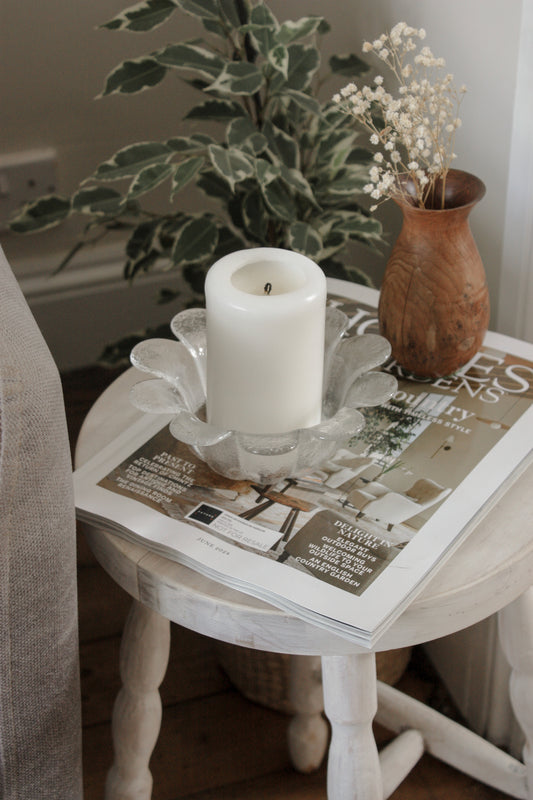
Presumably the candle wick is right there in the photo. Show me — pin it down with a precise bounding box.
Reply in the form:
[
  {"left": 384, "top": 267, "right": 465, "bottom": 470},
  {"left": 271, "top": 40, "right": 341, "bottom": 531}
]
[{"left": 264, "top": 282, "right": 272, "bottom": 295}]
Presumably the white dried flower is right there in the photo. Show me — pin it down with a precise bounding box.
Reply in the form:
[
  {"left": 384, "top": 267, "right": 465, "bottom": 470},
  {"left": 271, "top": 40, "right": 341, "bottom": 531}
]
[{"left": 333, "top": 21, "right": 465, "bottom": 209}]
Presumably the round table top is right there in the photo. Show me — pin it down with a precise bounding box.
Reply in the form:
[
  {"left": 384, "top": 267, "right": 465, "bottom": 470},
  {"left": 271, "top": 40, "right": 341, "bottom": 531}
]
[
  {"left": 77, "top": 366, "right": 533, "bottom": 655},
  {"left": 76, "top": 283, "right": 533, "bottom": 655}
]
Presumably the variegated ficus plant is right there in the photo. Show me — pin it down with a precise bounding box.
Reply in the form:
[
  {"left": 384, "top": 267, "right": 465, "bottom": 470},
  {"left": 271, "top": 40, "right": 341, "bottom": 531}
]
[{"left": 11, "top": 0, "right": 382, "bottom": 304}]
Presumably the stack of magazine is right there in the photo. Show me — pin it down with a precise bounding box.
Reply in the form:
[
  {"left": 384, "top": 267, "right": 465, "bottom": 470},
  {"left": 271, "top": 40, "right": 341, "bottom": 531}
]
[{"left": 74, "top": 284, "right": 533, "bottom": 647}]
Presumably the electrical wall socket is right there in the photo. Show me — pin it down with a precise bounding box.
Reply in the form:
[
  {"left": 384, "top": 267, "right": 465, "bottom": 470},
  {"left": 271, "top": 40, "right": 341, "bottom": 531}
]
[{"left": 0, "top": 148, "right": 58, "bottom": 229}]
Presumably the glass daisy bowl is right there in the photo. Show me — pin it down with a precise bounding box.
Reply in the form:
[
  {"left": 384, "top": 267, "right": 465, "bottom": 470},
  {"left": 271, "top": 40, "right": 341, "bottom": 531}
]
[{"left": 128, "top": 306, "right": 397, "bottom": 484}]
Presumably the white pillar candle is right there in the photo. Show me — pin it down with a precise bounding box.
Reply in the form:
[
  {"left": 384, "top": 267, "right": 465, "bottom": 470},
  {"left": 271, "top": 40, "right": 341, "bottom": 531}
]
[{"left": 205, "top": 247, "right": 327, "bottom": 435}]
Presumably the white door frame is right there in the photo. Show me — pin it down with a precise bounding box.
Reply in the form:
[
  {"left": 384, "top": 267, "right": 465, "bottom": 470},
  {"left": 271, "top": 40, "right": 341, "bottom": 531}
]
[{"left": 498, "top": 0, "right": 533, "bottom": 341}]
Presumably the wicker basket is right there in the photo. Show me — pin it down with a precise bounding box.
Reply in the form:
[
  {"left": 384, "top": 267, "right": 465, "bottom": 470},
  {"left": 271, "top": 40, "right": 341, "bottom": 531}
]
[{"left": 215, "top": 643, "right": 412, "bottom": 715}]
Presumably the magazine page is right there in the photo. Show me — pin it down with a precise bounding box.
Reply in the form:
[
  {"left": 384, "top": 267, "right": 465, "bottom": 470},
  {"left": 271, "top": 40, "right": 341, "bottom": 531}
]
[{"left": 74, "top": 282, "right": 533, "bottom": 646}]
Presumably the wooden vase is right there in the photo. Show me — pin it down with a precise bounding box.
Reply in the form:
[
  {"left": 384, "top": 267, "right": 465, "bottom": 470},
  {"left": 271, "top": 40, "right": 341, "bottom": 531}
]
[{"left": 378, "top": 169, "right": 490, "bottom": 378}]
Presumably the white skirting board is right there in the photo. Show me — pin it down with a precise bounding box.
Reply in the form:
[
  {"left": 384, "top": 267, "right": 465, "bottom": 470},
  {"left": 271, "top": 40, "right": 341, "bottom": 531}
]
[
  {"left": 424, "top": 615, "right": 524, "bottom": 758},
  {"left": 17, "top": 246, "right": 192, "bottom": 371}
]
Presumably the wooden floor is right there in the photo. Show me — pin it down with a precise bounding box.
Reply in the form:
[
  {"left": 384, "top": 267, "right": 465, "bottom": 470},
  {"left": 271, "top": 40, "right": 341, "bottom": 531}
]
[{"left": 64, "top": 366, "right": 515, "bottom": 800}]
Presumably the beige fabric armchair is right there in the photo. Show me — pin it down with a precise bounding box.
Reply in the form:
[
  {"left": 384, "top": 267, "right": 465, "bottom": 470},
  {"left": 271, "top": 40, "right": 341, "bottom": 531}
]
[
  {"left": 346, "top": 478, "right": 452, "bottom": 530},
  {"left": 0, "top": 246, "right": 83, "bottom": 798}
]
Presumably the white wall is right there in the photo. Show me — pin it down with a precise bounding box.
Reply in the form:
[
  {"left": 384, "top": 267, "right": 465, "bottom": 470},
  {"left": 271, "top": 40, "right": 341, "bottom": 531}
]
[{"left": 0, "top": 0, "right": 528, "bottom": 367}]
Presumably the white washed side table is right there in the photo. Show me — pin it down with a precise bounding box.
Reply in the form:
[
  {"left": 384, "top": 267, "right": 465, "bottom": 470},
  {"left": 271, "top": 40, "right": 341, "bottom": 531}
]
[{"left": 76, "top": 367, "right": 533, "bottom": 800}]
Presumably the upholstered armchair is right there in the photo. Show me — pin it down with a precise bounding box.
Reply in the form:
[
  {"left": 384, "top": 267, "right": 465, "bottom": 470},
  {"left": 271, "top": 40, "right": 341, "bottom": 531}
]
[
  {"left": 323, "top": 451, "right": 374, "bottom": 489},
  {"left": 0, "top": 246, "right": 83, "bottom": 798},
  {"left": 345, "top": 478, "right": 452, "bottom": 530}
]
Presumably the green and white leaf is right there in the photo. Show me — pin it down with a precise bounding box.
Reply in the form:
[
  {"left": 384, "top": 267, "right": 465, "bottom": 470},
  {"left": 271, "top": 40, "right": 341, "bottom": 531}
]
[
  {"left": 100, "top": 56, "right": 167, "bottom": 96},
  {"left": 171, "top": 216, "right": 218, "bottom": 265},
  {"left": 288, "top": 221, "right": 323, "bottom": 257},
  {"left": 329, "top": 53, "right": 369, "bottom": 77},
  {"left": 319, "top": 229, "right": 347, "bottom": 259},
  {"left": 167, "top": 136, "right": 205, "bottom": 154},
  {"left": 242, "top": 2, "right": 279, "bottom": 56},
  {"left": 278, "top": 16, "right": 324, "bottom": 44},
  {"left": 213, "top": 224, "right": 248, "bottom": 258},
  {"left": 250, "top": 2, "right": 279, "bottom": 28},
  {"left": 226, "top": 116, "right": 256, "bottom": 145},
  {"left": 254, "top": 158, "right": 281, "bottom": 187},
  {"left": 94, "top": 142, "right": 173, "bottom": 181},
  {"left": 242, "top": 190, "right": 269, "bottom": 242},
  {"left": 217, "top": 0, "right": 242, "bottom": 28},
  {"left": 9, "top": 195, "right": 70, "bottom": 233},
  {"left": 279, "top": 164, "right": 319, "bottom": 207},
  {"left": 128, "top": 162, "right": 174, "bottom": 199},
  {"left": 207, "top": 145, "right": 254, "bottom": 191},
  {"left": 201, "top": 18, "right": 227, "bottom": 38},
  {"left": 173, "top": 0, "right": 219, "bottom": 19},
  {"left": 196, "top": 168, "right": 233, "bottom": 200},
  {"left": 332, "top": 212, "right": 383, "bottom": 240},
  {"left": 126, "top": 219, "right": 160, "bottom": 259},
  {"left": 170, "top": 156, "right": 205, "bottom": 197},
  {"left": 184, "top": 98, "right": 246, "bottom": 121},
  {"left": 325, "top": 165, "right": 370, "bottom": 195},
  {"left": 283, "top": 88, "right": 320, "bottom": 115},
  {"left": 268, "top": 43, "right": 289, "bottom": 79},
  {"left": 260, "top": 178, "right": 296, "bottom": 220},
  {"left": 206, "top": 61, "right": 264, "bottom": 95},
  {"left": 285, "top": 44, "right": 320, "bottom": 91},
  {"left": 156, "top": 43, "right": 225, "bottom": 79},
  {"left": 240, "top": 23, "right": 275, "bottom": 59},
  {"left": 72, "top": 187, "right": 125, "bottom": 216},
  {"left": 262, "top": 120, "right": 298, "bottom": 168},
  {"left": 226, "top": 117, "right": 268, "bottom": 155},
  {"left": 315, "top": 130, "right": 357, "bottom": 172},
  {"left": 100, "top": 0, "right": 178, "bottom": 32},
  {"left": 124, "top": 221, "right": 164, "bottom": 278}
]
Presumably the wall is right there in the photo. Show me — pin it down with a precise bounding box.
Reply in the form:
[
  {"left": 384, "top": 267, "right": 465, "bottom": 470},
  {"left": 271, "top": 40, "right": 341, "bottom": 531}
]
[{"left": 0, "top": 0, "right": 526, "bottom": 367}]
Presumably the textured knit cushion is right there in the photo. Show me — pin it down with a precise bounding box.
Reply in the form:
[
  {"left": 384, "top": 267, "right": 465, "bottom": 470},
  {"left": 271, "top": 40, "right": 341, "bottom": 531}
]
[{"left": 0, "top": 246, "right": 82, "bottom": 799}]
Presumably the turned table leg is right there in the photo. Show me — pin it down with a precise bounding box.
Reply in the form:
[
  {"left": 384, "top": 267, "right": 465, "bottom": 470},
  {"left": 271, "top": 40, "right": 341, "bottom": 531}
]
[
  {"left": 106, "top": 600, "right": 171, "bottom": 800},
  {"left": 322, "top": 652, "right": 382, "bottom": 800},
  {"left": 498, "top": 586, "right": 533, "bottom": 800},
  {"left": 287, "top": 655, "right": 329, "bottom": 773}
]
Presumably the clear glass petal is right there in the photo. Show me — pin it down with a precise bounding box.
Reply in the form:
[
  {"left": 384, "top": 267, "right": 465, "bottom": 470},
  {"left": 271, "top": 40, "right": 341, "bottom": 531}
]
[
  {"left": 129, "top": 378, "right": 186, "bottom": 414},
  {"left": 324, "top": 307, "right": 349, "bottom": 375},
  {"left": 130, "top": 339, "right": 205, "bottom": 413},
  {"left": 170, "top": 308, "right": 207, "bottom": 393},
  {"left": 338, "top": 333, "right": 392, "bottom": 379},
  {"left": 169, "top": 409, "right": 231, "bottom": 446},
  {"left": 345, "top": 371, "right": 398, "bottom": 408},
  {"left": 325, "top": 333, "right": 392, "bottom": 412},
  {"left": 310, "top": 406, "right": 365, "bottom": 440}
]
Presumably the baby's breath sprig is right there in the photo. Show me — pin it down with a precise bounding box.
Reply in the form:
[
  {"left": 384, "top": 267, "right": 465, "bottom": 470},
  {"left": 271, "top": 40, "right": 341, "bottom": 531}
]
[{"left": 333, "top": 22, "right": 466, "bottom": 210}]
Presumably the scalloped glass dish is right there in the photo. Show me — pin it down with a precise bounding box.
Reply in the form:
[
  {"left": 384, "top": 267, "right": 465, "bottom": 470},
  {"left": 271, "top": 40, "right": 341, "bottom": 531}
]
[{"left": 129, "top": 307, "right": 397, "bottom": 483}]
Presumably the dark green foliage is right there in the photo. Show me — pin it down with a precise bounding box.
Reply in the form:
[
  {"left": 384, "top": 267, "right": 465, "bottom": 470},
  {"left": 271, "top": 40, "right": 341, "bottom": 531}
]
[{"left": 11, "top": 0, "right": 383, "bottom": 295}]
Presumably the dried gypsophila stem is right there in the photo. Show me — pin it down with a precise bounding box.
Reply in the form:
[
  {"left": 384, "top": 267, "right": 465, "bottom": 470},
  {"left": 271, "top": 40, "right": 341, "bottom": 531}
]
[{"left": 332, "top": 22, "right": 466, "bottom": 210}]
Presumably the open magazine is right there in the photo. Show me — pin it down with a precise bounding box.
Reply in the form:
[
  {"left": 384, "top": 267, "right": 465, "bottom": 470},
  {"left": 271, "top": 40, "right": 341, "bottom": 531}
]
[{"left": 74, "top": 282, "right": 533, "bottom": 648}]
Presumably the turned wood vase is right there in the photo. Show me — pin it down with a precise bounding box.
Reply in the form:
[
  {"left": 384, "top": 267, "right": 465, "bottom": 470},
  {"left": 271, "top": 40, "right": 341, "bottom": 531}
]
[{"left": 378, "top": 169, "right": 490, "bottom": 377}]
